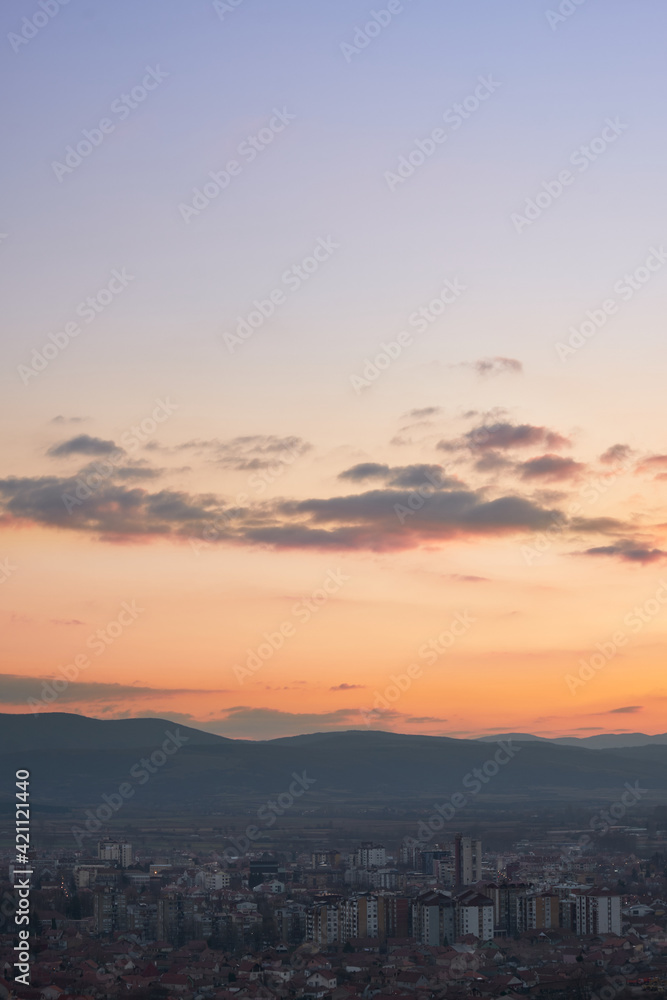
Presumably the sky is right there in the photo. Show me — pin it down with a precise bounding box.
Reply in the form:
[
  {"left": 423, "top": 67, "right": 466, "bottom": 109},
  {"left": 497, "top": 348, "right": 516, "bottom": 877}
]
[{"left": 2, "top": 0, "right": 667, "bottom": 741}]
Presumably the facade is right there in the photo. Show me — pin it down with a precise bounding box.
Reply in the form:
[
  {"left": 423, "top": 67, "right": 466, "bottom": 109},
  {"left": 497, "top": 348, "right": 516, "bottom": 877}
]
[
  {"left": 575, "top": 889, "right": 622, "bottom": 936},
  {"left": 93, "top": 889, "right": 128, "bottom": 933},
  {"left": 355, "top": 842, "right": 386, "bottom": 868},
  {"left": 454, "top": 834, "right": 482, "bottom": 886},
  {"left": 97, "top": 840, "right": 133, "bottom": 867},
  {"left": 411, "top": 890, "right": 456, "bottom": 945},
  {"left": 455, "top": 889, "right": 495, "bottom": 941}
]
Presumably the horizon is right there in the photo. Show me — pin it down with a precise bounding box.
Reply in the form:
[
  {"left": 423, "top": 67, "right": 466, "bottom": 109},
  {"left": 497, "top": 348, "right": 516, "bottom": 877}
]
[{"left": 3, "top": 709, "right": 667, "bottom": 744}]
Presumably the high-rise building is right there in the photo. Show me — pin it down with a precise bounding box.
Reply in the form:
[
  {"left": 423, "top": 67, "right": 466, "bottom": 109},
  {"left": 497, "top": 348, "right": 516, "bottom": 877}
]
[
  {"left": 97, "top": 840, "right": 133, "bottom": 867},
  {"left": 355, "top": 842, "right": 386, "bottom": 868},
  {"left": 454, "top": 834, "right": 482, "bottom": 886},
  {"left": 93, "top": 889, "right": 128, "bottom": 934},
  {"left": 454, "top": 889, "right": 494, "bottom": 941},
  {"left": 411, "top": 889, "right": 455, "bottom": 945},
  {"left": 575, "top": 889, "right": 621, "bottom": 936}
]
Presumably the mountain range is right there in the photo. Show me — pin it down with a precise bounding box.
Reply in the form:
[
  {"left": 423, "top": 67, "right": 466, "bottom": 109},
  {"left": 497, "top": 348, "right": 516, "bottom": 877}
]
[{"left": 2, "top": 714, "right": 667, "bottom": 812}]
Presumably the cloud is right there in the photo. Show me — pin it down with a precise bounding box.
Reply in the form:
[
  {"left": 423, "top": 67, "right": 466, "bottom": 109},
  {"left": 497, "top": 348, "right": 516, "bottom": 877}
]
[
  {"left": 178, "top": 435, "right": 311, "bottom": 470},
  {"left": 0, "top": 457, "right": 633, "bottom": 555},
  {"left": 50, "top": 619, "right": 85, "bottom": 626},
  {"left": 403, "top": 407, "right": 442, "bottom": 419},
  {"left": 113, "top": 465, "right": 165, "bottom": 481},
  {"left": 455, "top": 357, "right": 523, "bottom": 378},
  {"left": 50, "top": 415, "right": 87, "bottom": 424},
  {"left": 580, "top": 539, "right": 667, "bottom": 564},
  {"left": 47, "top": 435, "right": 120, "bottom": 458},
  {"left": 330, "top": 683, "right": 365, "bottom": 691},
  {"left": 0, "top": 674, "right": 224, "bottom": 705},
  {"left": 600, "top": 444, "right": 634, "bottom": 465},
  {"left": 338, "top": 463, "right": 460, "bottom": 489},
  {"left": 438, "top": 421, "right": 570, "bottom": 454},
  {"left": 338, "top": 463, "right": 391, "bottom": 482},
  {"left": 405, "top": 715, "right": 448, "bottom": 723},
  {"left": 473, "top": 452, "right": 512, "bottom": 472},
  {"left": 202, "top": 706, "right": 364, "bottom": 739},
  {"left": 636, "top": 454, "right": 667, "bottom": 478},
  {"left": 517, "top": 454, "right": 585, "bottom": 482},
  {"left": 448, "top": 574, "right": 490, "bottom": 583},
  {"left": 606, "top": 706, "right": 642, "bottom": 714}
]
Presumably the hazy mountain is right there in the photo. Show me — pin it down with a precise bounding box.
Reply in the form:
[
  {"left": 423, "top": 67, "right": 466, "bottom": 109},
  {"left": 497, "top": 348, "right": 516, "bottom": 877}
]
[
  {"left": 2, "top": 715, "right": 667, "bottom": 811},
  {"left": 0, "top": 711, "right": 230, "bottom": 754},
  {"left": 478, "top": 731, "right": 667, "bottom": 749}
]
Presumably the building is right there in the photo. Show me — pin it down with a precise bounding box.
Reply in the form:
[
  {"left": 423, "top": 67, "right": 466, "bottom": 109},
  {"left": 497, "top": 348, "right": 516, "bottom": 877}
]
[
  {"left": 97, "top": 840, "right": 133, "bottom": 867},
  {"left": 454, "top": 834, "right": 482, "bottom": 886},
  {"left": 355, "top": 842, "right": 386, "bottom": 868},
  {"left": 411, "top": 889, "right": 455, "bottom": 945},
  {"left": 517, "top": 892, "right": 560, "bottom": 931},
  {"left": 93, "top": 889, "right": 128, "bottom": 934},
  {"left": 455, "top": 889, "right": 495, "bottom": 941},
  {"left": 575, "top": 889, "right": 622, "bottom": 936}
]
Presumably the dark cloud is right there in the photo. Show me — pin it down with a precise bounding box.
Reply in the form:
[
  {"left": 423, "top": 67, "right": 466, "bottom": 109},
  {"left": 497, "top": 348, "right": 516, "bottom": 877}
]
[
  {"left": 338, "top": 463, "right": 391, "bottom": 482},
  {"left": 0, "top": 474, "right": 225, "bottom": 537},
  {"left": 405, "top": 716, "right": 448, "bottom": 723},
  {"left": 473, "top": 452, "right": 512, "bottom": 472},
  {"left": 403, "top": 407, "right": 442, "bottom": 419},
  {"left": 50, "top": 619, "right": 84, "bottom": 626},
  {"left": 0, "top": 459, "right": 634, "bottom": 555},
  {"left": 113, "top": 465, "right": 165, "bottom": 481},
  {"left": 455, "top": 357, "right": 523, "bottom": 378},
  {"left": 600, "top": 444, "right": 634, "bottom": 465},
  {"left": 606, "top": 706, "right": 642, "bottom": 714},
  {"left": 466, "top": 422, "right": 570, "bottom": 451},
  {"left": 330, "top": 683, "right": 365, "bottom": 691},
  {"left": 204, "top": 706, "right": 363, "bottom": 739},
  {"left": 339, "top": 463, "right": 458, "bottom": 489},
  {"left": 0, "top": 674, "right": 223, "bottom": 705},
  {"left": 50, "top": 416, "right": 87, "bottom": 424},
  {"left": 580, "top": 540, "right": 666, "bottom": 564},
  {"left": 517, "top": 454, "right": 585, "bottom": 482},
  {"left": 47, "top": 435, "right": 120, "bottom": 458},
  {"left": 178, "top": 435, "right": 311, "bottom": 470},
  {"left": 438, "top": 422, "right": 570, "bottom": 455}
]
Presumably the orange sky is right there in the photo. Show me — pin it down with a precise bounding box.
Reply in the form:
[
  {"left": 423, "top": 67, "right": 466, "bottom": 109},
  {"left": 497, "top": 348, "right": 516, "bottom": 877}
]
[{"left": 3, "top": 0, "right": 667, "bottom": 740}]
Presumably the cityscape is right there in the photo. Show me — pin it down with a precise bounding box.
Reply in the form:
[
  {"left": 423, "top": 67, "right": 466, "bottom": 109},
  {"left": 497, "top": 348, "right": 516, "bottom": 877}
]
[
  {"left": 3, "top": 0, "right": 667, "bottom": 998},
  {"left": 3, "top": 823, "right": 667, "bottom": 997}
]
